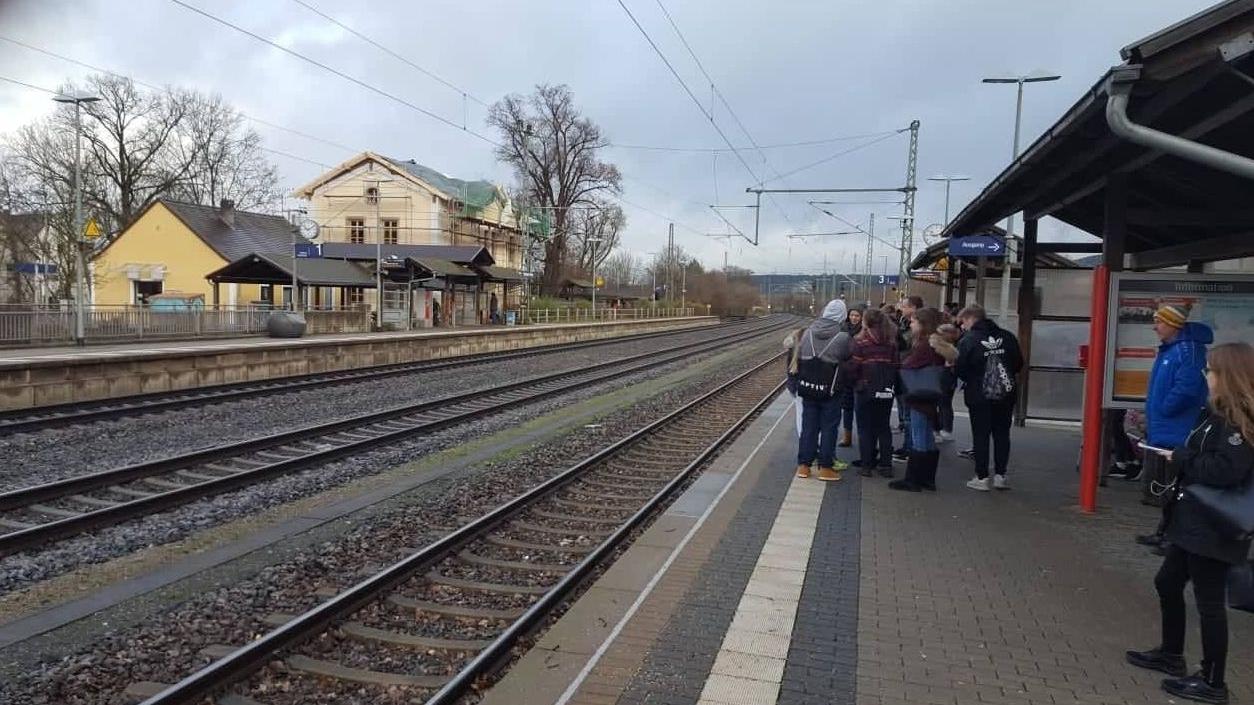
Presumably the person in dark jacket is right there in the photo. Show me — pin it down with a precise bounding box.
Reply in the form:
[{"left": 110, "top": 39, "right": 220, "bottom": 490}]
[
  {"left": 790, "top": 299, "right": 853, "bottom": 482},
  {"left": 836, "top": 307, "right": 864, "bottom": 448},
  {"left": 1127, "top": 342, "right": 1254, "bottom": 705},
  {"left": 954, "top": 304, "right": 1023, "bottom": 491},
  {"left": 847, "top": 308, "right": 898, "bottom": 477},
  {"left": 890, "top": 308, "right": 957, "bottom": 492},
  {"left": 892, "top": 296, "right": 923, "bottom": 456}
]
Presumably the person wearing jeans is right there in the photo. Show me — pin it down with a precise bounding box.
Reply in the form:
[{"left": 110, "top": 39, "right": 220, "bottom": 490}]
[
  {"left": 954, "top": 304, "right": 1023, "bottom": 491},
  {"left": 847, "top": 308, "right": 899, "bottom": 478},
  {"left": 1127, "top": 342, "right": 1254, "bottom": 704},
  {"left": 890, "top": 308, "right": 956, "bottom": 492},
  {"left": 790, "top": 300, "right": 853, "bottom": 482}
]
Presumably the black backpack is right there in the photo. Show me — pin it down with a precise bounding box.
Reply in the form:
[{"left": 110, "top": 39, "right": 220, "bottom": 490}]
[{"left": 795, "top": 332, "right": 841, "bottom": 400}]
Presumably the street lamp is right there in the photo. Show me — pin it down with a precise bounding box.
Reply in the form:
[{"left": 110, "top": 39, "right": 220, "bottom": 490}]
[
  {"left": 927, "top": 174, "right": 971, "bottom": 227},
  {"left": 365, "top": 175, "right": 393, "bottom": 325},
  {"left": 982, "top": 73, "right": 1060, "bottom": 319},
  {"left": 53, "top": 91, "right": 101, "bottom": 344},
  {"left": 679, "top": 256, "right": 688, "bottom": 312},
  {"left": 588, "top": 236, "right": 603, "bottom": 315}
]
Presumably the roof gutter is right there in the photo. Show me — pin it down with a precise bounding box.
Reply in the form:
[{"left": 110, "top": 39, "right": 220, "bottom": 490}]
[{"left": 1105, "top": 58, "right": 1254, "bottom": 181}]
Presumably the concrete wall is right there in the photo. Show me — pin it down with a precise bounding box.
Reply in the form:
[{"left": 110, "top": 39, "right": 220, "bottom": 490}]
[{"left": 0, "top": 317, "right": 717, "bottom": 411}]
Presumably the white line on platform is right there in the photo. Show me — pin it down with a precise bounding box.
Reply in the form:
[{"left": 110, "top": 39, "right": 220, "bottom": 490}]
[{"left": 552, "top": 401, "right": 793, "bottom": 705}]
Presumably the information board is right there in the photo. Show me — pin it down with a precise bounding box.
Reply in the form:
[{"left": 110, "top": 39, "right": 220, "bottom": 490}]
[{"left": 1103, "top": 272, "right": 1254, "bottom": 408}]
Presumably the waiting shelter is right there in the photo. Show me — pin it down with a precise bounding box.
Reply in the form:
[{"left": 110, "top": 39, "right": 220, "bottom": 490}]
[{"left": 940, "top": 0, "right": 1254, "bottom": 510}]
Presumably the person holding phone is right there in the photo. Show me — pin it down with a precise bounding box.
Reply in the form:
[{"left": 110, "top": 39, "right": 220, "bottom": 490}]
[{"left": 1126, "top": 342, "right": 1254, "bottom": 704}]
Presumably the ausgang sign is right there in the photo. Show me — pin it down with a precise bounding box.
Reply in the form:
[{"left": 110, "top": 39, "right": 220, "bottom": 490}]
[{"left": 948, "top": 235, "right": 1006, "bottom": 257}]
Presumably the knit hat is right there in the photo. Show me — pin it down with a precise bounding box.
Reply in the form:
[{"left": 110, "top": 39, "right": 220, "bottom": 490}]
[{"left": 1154, "top": 303, "right": 1189, "bottom": 329}]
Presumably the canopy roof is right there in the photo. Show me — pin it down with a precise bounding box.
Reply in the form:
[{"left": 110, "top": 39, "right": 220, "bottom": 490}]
[
  {"left": 911, "top": 226, "right": 1085, "bottom": 272},
  {"left": 319, "top": 242, "right": 494, "bottom": 266},
  {"left": 207, "top": 253, "right": 376, "bottom": 287},
  {"left": 474, "top": 265, "right": 525, "bottom": 282},
  {"left": 943, "top": 0, "right": 1254, "bottom": 269}
]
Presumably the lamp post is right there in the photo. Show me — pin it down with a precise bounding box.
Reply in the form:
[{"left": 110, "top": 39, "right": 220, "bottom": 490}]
[
  {"left": 927, "top": 174, "right": 970, "bottom": 227},
  {"left": 588, "top": 236, "right": 603, "bottom": 315},
  {"left": 366, "top": 176, "right": 393, "bottom": 325},
  {"left": 53, "top": 91, "right": 101, "bottom": 345},
  {"left": 679, "top": 256, "right": 687, "bottom": 312},
  {"left": 982, "top": 73, "right": 1060, "bottom": 320}
]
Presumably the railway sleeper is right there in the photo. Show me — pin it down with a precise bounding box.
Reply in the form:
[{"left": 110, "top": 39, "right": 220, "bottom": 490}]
[
  {"left": 284, "top": 654, "right": 451, "bottom": 688},
  {"left": 28, "top": 503, "right": 81, "bottom": 519},
  {"left": 530, "top": 509, "right": 626, "bottom": 525},
  {"left": 457, "top": 548, "right": 572, "bottom": 574},
  {"left": 563, "top": 487, "right": 657, "bottom": 502},
  {"left": 549, "top": 497, "right": 638, "bottom": 513},
  {"left": 0, "top": 517, "right": 36, "bottom": 531},
  {"left": 340, "top": 621, "right": 493, "bottom": 652},
  {"left": 174, "top": 469, "right": 227, "bottom": 483},
  {"left": 143, "top": 477, "right": 194, "bottom": 491},
  {"left": 109, "top": 486, "right": 157, "bottom": 498},
  {"left": 485, "top": 533, "right": 596, "bottom": 555},
  {"left": 508, "top": 520, "right": 612, "bottom": 538},
  {"left": 67, "top": 494, "right": 121, "bottom": 509},
  {"left": 575, "top": 474, "right": 663, "bottom": 489},
  {"left": 424, "top": 570, "right": 550, "bottom": 595},
  {"left": 385, "top": 593, "right": 527, "bottom": 621}
]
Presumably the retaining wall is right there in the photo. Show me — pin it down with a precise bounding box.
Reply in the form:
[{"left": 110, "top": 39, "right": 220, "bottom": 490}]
[{"left": 0, "top": 317, "right": 718, "bottom": 411}]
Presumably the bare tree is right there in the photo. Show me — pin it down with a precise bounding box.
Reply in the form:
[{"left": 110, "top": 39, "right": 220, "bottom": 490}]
[
  {"left": 600, "top": 250, "right": 639, "bottom": 290},
  {"left": 488, "top": 84, "right": 621, "bottom": 294},
  {"left": 168, "top": 92, "right": 279, "bottom": 212},
  {"left": 571, "top": 201, "right": 625, "bottom": 274}
]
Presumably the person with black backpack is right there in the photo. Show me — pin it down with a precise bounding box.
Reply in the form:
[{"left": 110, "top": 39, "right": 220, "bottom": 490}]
[
  {"left": 955, "top": 304, "right": 1023, "bottom": 491},
  {"left": 791, "top": 299, "right": 853, "bottom": 482}
]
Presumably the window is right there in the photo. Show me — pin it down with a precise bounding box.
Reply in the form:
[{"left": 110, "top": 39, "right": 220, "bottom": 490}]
[
  {"left": 348, "top": 217, "right": 365, "bottom": 244},
  {"left": 133, "top": 280, "right": 163, "bottom": 305},
  {"left": 345, "top": 287, "right": 365, "bottom": 306},
  {"left": 364, "top": 186, "right": 379, "bottom": 205},
  {"left": 383, "top": 218, "right": 399, "bottom": 245},
  {"left": 259, "top": 284, "right": 273, "bottom": 304}
]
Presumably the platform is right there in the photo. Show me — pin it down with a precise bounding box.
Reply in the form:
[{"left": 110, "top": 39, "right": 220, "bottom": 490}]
[
  {"left": 0, "top": 316, "right": 715, "bottom": 411},
  {"left": 490, "top": 393, "right": 1254, "bottom": 705}
]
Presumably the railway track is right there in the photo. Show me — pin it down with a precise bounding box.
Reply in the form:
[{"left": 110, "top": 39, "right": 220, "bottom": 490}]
[
  {"left": 0, "top": 320, "right": 745, "bottom": 435},
  {"left": 0, "top": 318, "right": 791, "bottom": 556},
  {"left": 130, "top": 350, "right": 785, "bottom": 705}
]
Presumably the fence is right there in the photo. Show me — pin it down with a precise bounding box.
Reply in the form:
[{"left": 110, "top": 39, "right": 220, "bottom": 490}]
[
  {"left": 0, "top": 305, "right": 372, "bottom": 347},
  {"left": 520, "top": 307, "right": 695, "bottom": 325}
]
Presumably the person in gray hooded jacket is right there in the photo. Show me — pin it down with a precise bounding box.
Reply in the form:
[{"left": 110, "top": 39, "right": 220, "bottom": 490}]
[{"left": 790, "top": 299, "right": 853, "bottom": 481}]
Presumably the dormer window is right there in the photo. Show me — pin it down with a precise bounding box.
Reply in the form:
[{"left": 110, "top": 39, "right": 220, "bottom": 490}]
[{"left": 365, "top": 186, "right": 379, "bottom": 205}]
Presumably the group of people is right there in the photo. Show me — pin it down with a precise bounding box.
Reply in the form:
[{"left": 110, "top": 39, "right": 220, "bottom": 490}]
[
  {"left": 1120, "top": 304, "right": 1253, "bottom": 704},
  {"left": 785, "top": 295, "right": 1023, "bottom": 493},
  {"left": 787, "top": 297, "right": 1252, "bottom": 704}
]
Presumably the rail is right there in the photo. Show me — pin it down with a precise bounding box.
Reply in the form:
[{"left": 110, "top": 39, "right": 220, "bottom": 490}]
[{"left": 520, "top": 306, "right": 694, "bottom": 325}]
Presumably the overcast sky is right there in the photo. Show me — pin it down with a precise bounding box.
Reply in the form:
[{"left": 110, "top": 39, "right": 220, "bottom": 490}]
[{"left": 0, "top": 0, "right": 1219, "bottom": 275}]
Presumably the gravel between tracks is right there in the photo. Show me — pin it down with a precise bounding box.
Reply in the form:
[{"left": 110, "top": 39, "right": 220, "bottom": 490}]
[
  {"left": 0, "top": 332, "right": 779, "bottom": 594},
  {"left": 0, "top": 337, "right": 781, "bottom": 705},
  {"left": 0, "top": 325, "right": 738, "bottom": 493}
]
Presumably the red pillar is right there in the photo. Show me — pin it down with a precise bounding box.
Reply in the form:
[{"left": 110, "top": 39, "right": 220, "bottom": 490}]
[{"left": 1079, "top": 264, "right": 1111, "bottom": 512}]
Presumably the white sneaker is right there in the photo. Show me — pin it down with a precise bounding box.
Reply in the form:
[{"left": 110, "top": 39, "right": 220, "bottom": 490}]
[
  {"left": 993, "top": 474, "right": 1009, "bottom": 490},
  {"left": 966, "top": 476, "right": 992, "bottom": 492},
  {"left": 938, "top": 430, "right": 954, "bottom": 443}
]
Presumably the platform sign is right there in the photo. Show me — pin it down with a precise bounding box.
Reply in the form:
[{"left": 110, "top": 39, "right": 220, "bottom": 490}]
[
  {"left": 876, "top": 274, "right": 900, "bottom": 285},
  {"left": 1103, "top": 272, "right": 1254, "bottom": 408},
  {"left": 948, "top": 235, "right": 1006, "bottom": 257},
  {"left": 294, "top": 243, "right": 321, "bottom": 258}
]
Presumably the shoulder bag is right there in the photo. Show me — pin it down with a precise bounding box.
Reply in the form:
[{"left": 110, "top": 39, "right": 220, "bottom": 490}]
[{"left": 1184, "top": 476, "right": 1254, "bottom": 541}]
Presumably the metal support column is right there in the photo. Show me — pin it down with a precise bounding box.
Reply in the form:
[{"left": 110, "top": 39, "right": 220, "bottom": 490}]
[
  {"left": 1014, "top": 218, "right": 1038, "bottom": 426},
  {"left": 957, "top": 259, "right": 969, "bottom": 306},
  {"left": 898, "top": 120, "right": 920, "bottom": 292},
  {"left": 974, "top": 257, "right": 988, "bottom": 305}
]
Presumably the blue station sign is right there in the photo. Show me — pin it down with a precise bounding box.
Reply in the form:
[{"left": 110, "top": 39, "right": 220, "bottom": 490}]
[
  {"left": 294, "top": 243, "right": 321, "bottom": 258},
  {"left": 948, "top": 235, "right": 1006, "bottom": 257}
]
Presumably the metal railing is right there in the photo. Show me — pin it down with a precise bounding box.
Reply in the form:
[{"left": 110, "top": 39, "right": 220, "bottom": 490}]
[
  {"left": 520, "top": 307, "right": 695, "bottom": 325},
  {"left": 0, "top": 305, "right": 372, "bottom": 346}
]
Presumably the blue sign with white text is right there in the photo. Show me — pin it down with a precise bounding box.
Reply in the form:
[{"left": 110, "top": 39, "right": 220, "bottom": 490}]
[
  {"left": 294, "top": 243, "right": 321, "bottom": 258},
  {"left": 876, "top": 274, "right": 900, "bottom": 285},
  {"left": 949, "top": 235, "right": 1006, "bottom": 257}
]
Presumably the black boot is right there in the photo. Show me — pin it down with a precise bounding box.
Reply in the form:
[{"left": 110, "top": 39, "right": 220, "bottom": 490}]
[
  {"left": 1126, "top": 647, "right": 1187, "bottom": 677},
  {"left": 919, "top": 450, "right": 939, "bottom": 491},
  {"left": 889, "top": 453, "right": 924, "bottom": 491},
  {"left": 1162, "top": 664, "right": 1229, "bottom": 704}
]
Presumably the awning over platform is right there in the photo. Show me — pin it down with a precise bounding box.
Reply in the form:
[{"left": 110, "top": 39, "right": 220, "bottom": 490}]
[{"left": 206, "top": 253, "right": 376, "bottom": 287}]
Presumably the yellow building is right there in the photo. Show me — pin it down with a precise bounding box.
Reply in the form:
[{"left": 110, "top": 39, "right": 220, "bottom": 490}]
[
  {"left": 92, "top": 199, "right": 297, "bottom": 307},
  {"left": 293, "top": 152, "right": 524, "bottom": 272}
]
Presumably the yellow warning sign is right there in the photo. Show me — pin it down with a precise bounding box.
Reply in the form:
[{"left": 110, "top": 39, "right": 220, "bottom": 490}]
[
  {"left": 83, "top": 218, "right": 102, "bottom": 239},
  {"left": 595, "top": 276, "right": 604, "bottom": 288}
]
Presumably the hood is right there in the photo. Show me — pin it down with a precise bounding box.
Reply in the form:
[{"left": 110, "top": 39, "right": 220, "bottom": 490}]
[
  {"left": 820, "top": 299, "right": 847, "bottom": 322},
  {"left": 1170, "top": 322, "right": 1214, "bottom": 346}
]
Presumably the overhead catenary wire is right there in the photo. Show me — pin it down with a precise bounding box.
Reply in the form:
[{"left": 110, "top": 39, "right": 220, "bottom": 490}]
[
  {"left": 608, "top": 130, "right": 899, "bottom": 153},
  {"left": 761, "top": 130, "right": 906, "bottom": 185}
]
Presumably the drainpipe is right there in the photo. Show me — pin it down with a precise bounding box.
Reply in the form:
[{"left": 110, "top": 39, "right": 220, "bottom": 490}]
[{"left": 1105, "top": 63, "right": 1254, "bottom": 181}]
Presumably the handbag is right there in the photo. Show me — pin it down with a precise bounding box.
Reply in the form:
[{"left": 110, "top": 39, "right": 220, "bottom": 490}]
[
  {"left": 1183, "top": 477, "right": 1254, "bottom": 541},
  {"left": 899, "top": 365, "right": 943, "bottom": 403},
  {"left": 1229, "top": 560, "right": 1254, "bottom": 613}
]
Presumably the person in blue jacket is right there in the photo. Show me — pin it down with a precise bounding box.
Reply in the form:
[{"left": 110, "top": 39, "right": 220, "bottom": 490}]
[{"left": 1136, "top": 303, "right": 1212, "bottom": 547}]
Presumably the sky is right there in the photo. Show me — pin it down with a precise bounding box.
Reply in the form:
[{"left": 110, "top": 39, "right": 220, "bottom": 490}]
[{"left": 0, "top": 0, "right": 1221, "bottom": 276}]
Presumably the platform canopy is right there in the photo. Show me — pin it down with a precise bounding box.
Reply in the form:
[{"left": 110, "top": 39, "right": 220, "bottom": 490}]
[
  {"left": 942, "top": 0, "right": 1254, "bottom": 269},
  {"left": 910, "top": 226, "right": 1085, "bottom": 275},
  {"left": 206, "top": 252, "right": 376, "bottom": 287}
]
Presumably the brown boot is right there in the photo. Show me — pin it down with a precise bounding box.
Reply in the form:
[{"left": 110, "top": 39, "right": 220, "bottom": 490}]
[
  {"left": 817, "top": 466, "right": 842, "bottom": 482},
  {"left": 796, "top": 463, "right": 811, "bottom": 478},
  {"left": 838, "top": 429, "right": 852, "bottom": 447}
]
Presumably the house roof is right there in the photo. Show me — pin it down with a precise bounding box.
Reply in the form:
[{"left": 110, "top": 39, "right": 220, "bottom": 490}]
[
  {"left": 941, "top": 0, "right": 1254, "bottom": 269},
  {"left": 319, "top": 242, "right": 495, "bottom": 266},
  {"left": 206, "top": 252, "right": 376, "bottom": 287},
  {"left": 161, "top": 200, "right": 295, "bottom": 262},
  {"left": 474, "top": 265, "right": 525, "bottom": 282}
]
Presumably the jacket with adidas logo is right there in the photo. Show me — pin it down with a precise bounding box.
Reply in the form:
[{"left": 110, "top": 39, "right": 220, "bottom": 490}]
[{"left": 955, "top": 318, "right": 1024, "bottom": 405}]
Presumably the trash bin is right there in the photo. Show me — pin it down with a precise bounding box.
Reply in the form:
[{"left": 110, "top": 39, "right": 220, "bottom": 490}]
[
  {"left": 267, "top": 311, "right": 307, "bottom": 338},
  {"left": 505, "top": 310, "right": 516, "bottom": 326}
]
